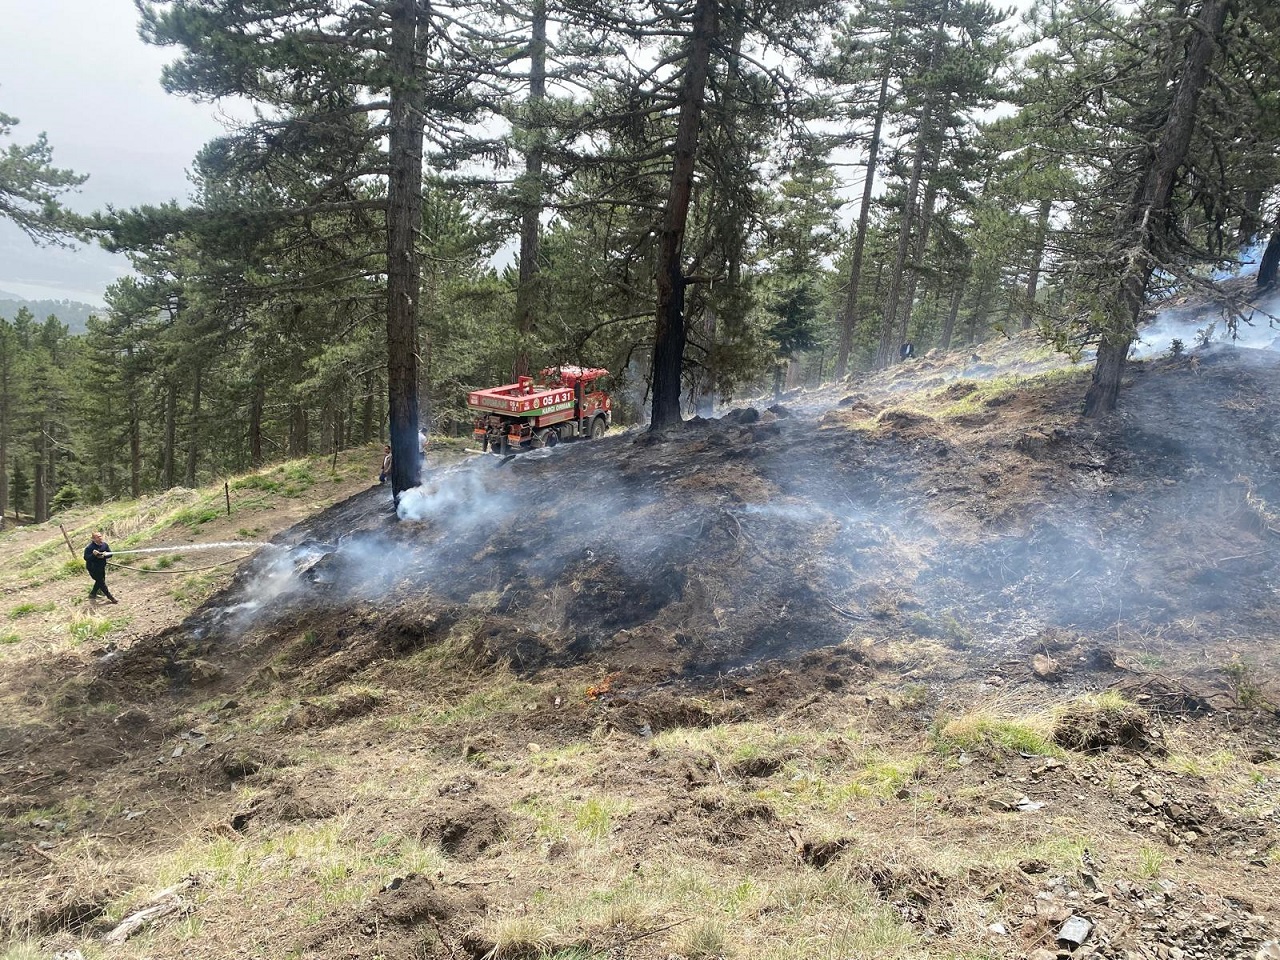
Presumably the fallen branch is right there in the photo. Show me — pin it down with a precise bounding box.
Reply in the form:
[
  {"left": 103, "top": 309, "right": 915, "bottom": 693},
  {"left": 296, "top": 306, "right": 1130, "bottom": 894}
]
[
  {"left": 1216, "top": 550, "right": 1270, "bottom": 563},
  {"left": 824, "top": 598, "right": 869, "bottom": 621},
  {"left": 586, "top": 917, "right": 690, "bottom": 957},
  {"left": 103, "top": 878, "right": 195, "bottom": 945}
]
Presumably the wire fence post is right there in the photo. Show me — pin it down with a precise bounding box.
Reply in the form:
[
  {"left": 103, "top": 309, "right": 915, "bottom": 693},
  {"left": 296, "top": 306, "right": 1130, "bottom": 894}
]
[
  {"left": 225, "top": 482, "right": 231, "bottom": 517},
  {"left": 58, "top": 523, "right": 77, "bottom": 559}
]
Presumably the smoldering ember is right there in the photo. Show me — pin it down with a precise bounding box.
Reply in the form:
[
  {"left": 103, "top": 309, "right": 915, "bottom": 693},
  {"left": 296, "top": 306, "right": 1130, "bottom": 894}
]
[{"left": 3, "top": 0, "right": 1280, "bottom": 958}]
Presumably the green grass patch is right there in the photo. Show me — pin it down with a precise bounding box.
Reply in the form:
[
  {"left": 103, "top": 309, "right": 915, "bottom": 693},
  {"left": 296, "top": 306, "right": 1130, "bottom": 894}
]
[
  {"left": 514, "top": 793, "right": 632, "bottom": 843},
  {"left": 233, "top": 461, "right": 318, "bottom": 499},
  {"left": 8, "top": 601, "right": 56, "bottom": 619},
  {"left": 934, "top": 710, "right": 1062, "bottom": 758},
  {"left": 427, "top": 682, "right": 539, "bottom": 726},
  {"left": 68, "top": 613, "right": 120, "bottom": 645},
  {"left": 172, "top": 505, "right": 223, "bottom": 528},
  {"left": 169, "top": 571, "right": 221, "bottom": 605},
  {"left": 934, "top": 366, "right": 1081, "bottom": 418}
]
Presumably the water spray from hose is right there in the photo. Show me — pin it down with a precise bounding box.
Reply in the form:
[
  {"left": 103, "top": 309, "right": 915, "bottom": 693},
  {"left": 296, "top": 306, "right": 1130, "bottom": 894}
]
[{"left": 105, "top": 542, "right": 273, "bottom": 556}]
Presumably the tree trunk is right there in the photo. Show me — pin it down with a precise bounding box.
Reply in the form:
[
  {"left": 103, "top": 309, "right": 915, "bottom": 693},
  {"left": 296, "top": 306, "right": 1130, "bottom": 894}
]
[
  {"left": 1022, "top": 196, "right": 1052, "bottom": 330},
  {"left": 940, "top": 280, "right": 964, "bottom": 351},
  {"left": 1259, "top": 223, "right": 1280, "bottom": 289},
  {"left": 360, "top": 372, "right": 375, "bottom": 443},
  {"left": 1082, "top": 339, "right": 1129, "bottom": 418},
  {"left": 0, "top": 343, "right": 9, "bottom": 529},
  {"left": 1237, "top": 188, "right": 1262, "bottom": 246},
  {"left": 387, "top": 0, "right": 425, "bottom": 494},
  {"left": 129, "top": 395, "right": 141, "bottom": 499},
  {"left": 34, "top": 461, "right": 46, "bottom": 524},
  {"left": 650, "top": 0, "right": 718, "bottom": 431},
  {"left": 163, "top": 379, "right": 177, "bottom": 489},
  {"left": 694, "top": 304, "right": 717, "bottom": 416},
  {"left": 835, "top": 49, "right": 892, "bottom": 379},
  {"left": 512, "top": 0, "right": 547, "bottom": 380},
  {"left": 1083, "top": 0, "right": 1229, "bottom": 417},
  {"left": 289, "top": 403, "right": 308, "bottom": 456},
  {"left": 45, "top": 416, "right": 56, "bottom": 511},
  {"left": 185, "top": 364, "right": 202, "bottom": 487},
  {"left": 895, "top": 167, "right": 941, "bottom": 350},
  {"left": 249, "top": 378, "right": 264, "bottom": 467}
]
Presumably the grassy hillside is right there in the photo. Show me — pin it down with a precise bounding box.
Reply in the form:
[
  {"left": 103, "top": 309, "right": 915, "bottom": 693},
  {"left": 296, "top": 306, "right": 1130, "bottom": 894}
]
[{"left": 1, "top": 340, "right": 1277, "bottom": 960}]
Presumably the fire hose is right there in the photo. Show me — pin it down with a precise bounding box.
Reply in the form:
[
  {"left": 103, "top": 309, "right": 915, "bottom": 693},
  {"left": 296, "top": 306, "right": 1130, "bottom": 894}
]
[{"left": 97, "top": 541, "right": 271, "bottom": 575}]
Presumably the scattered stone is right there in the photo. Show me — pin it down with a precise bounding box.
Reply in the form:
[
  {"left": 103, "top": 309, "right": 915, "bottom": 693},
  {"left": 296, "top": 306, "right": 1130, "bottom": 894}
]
[
  {"left": 1058, "top": 914, "right": 1093, "bottom": 946},
  {"left": 987, "top": 921, "right": 1008, "bottom": 935},
  {"left": 184, "top": 659, "right": 225, "bottom": 686},
  {"left": 1032, "top": 652, "right": 1060, "bottom": 680},
  {"left": 1139, "top": 788, "right": 1167, "bottom": 808}
]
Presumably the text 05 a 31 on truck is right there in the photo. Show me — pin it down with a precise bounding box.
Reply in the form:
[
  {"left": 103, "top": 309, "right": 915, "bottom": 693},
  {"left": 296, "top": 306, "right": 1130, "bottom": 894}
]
[{"left": 469, "top": 366, "right": 612, "bottom": 455}]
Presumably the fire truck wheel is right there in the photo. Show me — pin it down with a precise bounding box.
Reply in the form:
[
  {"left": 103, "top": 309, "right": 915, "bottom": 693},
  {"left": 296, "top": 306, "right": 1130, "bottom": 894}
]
[
  {"left": 589, "top": 417, "right": 606, "bottom": 440},
  {"left": 544, "top": 429, "right": 560, "bottom": 447}
]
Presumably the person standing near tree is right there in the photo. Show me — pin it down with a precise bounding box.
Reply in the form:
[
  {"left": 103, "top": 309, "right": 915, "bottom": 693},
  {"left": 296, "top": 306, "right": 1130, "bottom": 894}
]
[{"left": 84, "top": 531, "right": 117, "bottom": 603}]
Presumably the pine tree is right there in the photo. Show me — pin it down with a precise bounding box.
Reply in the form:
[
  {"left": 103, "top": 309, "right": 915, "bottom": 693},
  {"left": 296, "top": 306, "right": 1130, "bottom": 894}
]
[{"left": 0, "top": 110, "right": 86, "bottom": 244}]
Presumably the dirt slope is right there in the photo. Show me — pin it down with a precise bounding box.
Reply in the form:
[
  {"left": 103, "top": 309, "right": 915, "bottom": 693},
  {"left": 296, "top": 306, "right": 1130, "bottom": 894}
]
[{"left": 2, "top": 336, "right": 1278, "bottom": 960}]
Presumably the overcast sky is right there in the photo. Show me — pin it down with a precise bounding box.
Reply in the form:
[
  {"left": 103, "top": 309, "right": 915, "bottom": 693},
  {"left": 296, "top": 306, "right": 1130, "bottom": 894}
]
[{"left": 0, "top": 0, "right": 230, "bottom": 305}]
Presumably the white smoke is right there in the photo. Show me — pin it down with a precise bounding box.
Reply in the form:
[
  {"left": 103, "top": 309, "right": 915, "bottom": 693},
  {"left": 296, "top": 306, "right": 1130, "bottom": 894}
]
[
  {"left": 1132, "top": 285, "right": 1280, "bottom": 359},
  {"left": 396, "top": 461, "right": 511, "bottom": 523}
]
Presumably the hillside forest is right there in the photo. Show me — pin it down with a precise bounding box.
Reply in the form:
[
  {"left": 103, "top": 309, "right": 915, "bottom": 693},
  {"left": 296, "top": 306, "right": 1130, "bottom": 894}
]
[{"left": 1, "top": 0, "right": 1279, "bottom": 520}]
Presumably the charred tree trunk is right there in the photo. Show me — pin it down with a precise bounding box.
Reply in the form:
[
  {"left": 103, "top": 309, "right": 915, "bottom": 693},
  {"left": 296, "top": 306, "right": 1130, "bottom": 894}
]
[
  {"left": 1022, "top": 196, "right": 1052, "bottom": 330},
  {"left": 1083, "top": 0, "right": 1229, "bottom": 417},
  {"left": 1259, "top": 223, "right": 1280, "bottom": 290},
  {"left": 835, "top": 51, "right": 892, "bottom": 379},
  {"left": 185, "top": 364, "right": 202, "bottom": 487},
  {"left": 387, "top": 0, "right": 425, "bottom": 495},
  {"left": 512, "top": 0, "right": 547, "bottom": 380},
  {"left": 651, "top": 0, "right": 718, "bottom": 431}
]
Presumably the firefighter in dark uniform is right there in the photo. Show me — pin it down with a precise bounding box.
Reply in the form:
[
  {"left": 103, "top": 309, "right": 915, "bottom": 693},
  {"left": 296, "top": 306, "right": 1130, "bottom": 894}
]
[{"left": 84, "top": 531, "right": 118, "bottom": 603}]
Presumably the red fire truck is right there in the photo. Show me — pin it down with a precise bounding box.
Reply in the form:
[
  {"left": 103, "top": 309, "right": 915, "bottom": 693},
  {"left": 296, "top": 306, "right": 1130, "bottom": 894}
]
[{"left": 468, "top": 366, "right": 612, "bottom": 455}]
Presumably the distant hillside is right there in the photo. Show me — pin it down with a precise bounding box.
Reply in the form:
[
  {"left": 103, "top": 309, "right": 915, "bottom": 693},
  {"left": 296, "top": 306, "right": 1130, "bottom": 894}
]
[{"left": 0, "top": 292, "right": 100, "bottom": 334}]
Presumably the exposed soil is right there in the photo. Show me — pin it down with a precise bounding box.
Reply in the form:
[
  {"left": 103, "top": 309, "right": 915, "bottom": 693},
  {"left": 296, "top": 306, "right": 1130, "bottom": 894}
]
[{"left": 2, "top": 334, "right": 1278, "bottom": 960}]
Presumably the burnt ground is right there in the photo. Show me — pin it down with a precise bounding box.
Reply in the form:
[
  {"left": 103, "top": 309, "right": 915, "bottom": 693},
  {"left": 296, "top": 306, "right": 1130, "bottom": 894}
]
[{"left": 2, "top": 333, "right": 1279, "bottom": 960}]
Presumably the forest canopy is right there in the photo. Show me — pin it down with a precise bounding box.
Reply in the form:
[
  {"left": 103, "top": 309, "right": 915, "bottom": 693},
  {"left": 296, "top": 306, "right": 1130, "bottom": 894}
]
[{"left": 1, "top": 0, "right": 1277, "bottom": 520}]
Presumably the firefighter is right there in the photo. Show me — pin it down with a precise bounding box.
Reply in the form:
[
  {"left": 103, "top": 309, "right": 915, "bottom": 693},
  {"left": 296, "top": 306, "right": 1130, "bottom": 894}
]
[
  {"left": 378, "top": 445, "right": 392, "bottom": 484},
  {"left": 84, "top": 531, "right": 118, "bottom": 604}
]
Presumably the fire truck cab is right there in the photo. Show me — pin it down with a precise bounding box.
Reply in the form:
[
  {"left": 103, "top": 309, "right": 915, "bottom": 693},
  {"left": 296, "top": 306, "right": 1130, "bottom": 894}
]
[{"left": 468, "top": 366, "right": 612, "bottom": 455}]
